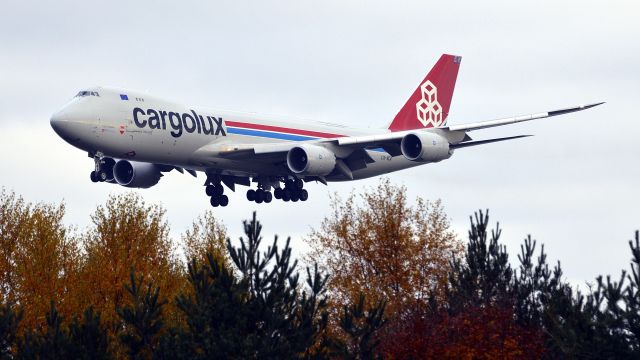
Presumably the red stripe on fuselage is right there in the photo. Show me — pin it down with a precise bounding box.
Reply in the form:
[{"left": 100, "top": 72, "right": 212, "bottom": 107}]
[{"left": 225, "top": 120, "right": 343, "bottom": 139}]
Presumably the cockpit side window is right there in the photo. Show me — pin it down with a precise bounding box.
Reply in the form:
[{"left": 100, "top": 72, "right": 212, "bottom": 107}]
[{"left": 75, "top": 91, "right": 100, "bottom": 97}]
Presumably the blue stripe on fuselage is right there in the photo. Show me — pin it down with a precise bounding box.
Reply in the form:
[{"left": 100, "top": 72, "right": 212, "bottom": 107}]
[
  {"left": 226, "top": 127, "right": 316, "bottom": 141},
  {"left": 226, "top": 126, "right": 386, "bottom": 153}
]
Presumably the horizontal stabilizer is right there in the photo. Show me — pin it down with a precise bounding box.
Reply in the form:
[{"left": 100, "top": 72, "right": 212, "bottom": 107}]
[{"left": 450, "top": 135, "right": 532, "bottom": 149}]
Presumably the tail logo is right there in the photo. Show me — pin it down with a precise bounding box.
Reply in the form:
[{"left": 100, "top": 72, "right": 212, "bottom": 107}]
[{"left": 415, "top": 80, "right": 443, "bottom": 127}]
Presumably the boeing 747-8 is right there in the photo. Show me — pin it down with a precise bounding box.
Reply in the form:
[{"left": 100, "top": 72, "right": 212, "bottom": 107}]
[{"left": 50, "top": 54, "right": 602, "bottom": 207}]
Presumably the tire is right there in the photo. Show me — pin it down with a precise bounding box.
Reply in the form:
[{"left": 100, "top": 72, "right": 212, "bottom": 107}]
[
  {"left": 264, "top": 192, "right": 273, "bottom": 203},
  {"left": 274, "top": 188, "right": 282, "bottom": 199},
  {"left": 90, "top": 171, "right": 99, "bottom": 183},
  {"left": 98, "top": 170, "right": 108, "bottom": 182},
  {"left": 206, "top": 185, "right": 215, "bottom": 196},
  {"left": 282, "top": 190, "right": 291, "bottom": 202},
  {"left": 215, "top": 184, "right": 224, "bottom": 196},
  {"left": 291, "top": 192, "right": 299, "bottom": 202},
  {"left": 295, "top": 178, "right": 304, "bottom": 190},
  {"left": 255, "top": 190, "right": 264, "bottom": 203},
  {"left": 210, "top": 197, "right": 219, "bottom": 207},
  {"left": 247, "top": 189, "right": 255, "bottom": 201},
  {"left": 219, "top": 195, "right": 229, "bottom": 207},
  {"left": 299, "top": 189, "right": 309, "bottom": 201}
]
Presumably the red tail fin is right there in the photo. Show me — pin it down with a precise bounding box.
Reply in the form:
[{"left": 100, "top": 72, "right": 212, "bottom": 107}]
[{"left": 388, "top": 54, "right": 461, "bottom": 131}]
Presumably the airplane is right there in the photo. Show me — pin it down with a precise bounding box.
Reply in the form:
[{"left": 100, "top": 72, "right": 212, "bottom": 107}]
[{"left": 50, "top": 54, "right": 602, "bottom": 207}]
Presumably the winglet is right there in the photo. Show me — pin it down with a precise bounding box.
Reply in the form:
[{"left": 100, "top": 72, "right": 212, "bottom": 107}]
[{"left": 547, "top": 102, "right": 605, "bottom": 117}]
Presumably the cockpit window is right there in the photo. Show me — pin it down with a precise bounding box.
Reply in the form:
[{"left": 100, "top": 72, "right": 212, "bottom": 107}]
[{"left": 75, "top": 91, "right": 100, "bottom": 97}]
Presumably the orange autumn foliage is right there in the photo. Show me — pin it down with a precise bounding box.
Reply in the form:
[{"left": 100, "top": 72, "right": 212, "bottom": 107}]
[
  {"left": 306, "top": 178, "right": 463, "bottom": 320},
  {"left": 76, "top": 193, "right": 184, "bottom": 332},
  {"left": 0, "top": 190, "right": 80, "bottom": 333},
  {"left": 181, "top": 210, "right": 229, "bottom": 269}
]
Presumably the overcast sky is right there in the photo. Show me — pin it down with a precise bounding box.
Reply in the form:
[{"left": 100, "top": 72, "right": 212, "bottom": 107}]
[{"left": 1, "top": 0, "right": 639, "bottom": 287}]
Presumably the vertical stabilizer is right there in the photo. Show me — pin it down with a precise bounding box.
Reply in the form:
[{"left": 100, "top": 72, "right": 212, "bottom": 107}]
[{"left": 388, "top": 54, "right": 461, "bottom": 131}]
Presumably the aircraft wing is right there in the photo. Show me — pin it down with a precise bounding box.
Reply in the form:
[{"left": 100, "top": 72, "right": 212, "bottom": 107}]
[
  {"left": 332, "top": 102, "right": 604, "bottom": 148},
  {"left": 194, "top": 102, "right": 603, "bottom": 162},
  {"left": 446, "top": 102, "right": 604, "bottom": 132}
]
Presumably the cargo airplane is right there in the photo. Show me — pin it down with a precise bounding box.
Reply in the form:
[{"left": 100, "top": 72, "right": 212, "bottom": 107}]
[{"left": 50, "top": 54, "right": 602, "bottom": 207}]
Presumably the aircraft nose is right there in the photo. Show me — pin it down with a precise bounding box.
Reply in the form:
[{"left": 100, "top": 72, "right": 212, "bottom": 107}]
[{"left": 50, "top": 110, "right": 67, "bottom": 137}]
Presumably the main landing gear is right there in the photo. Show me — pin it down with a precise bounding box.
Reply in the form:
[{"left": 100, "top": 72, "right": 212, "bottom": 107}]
[
  {"left": 206, "top": 182, "right": 229, "bottom": 207},
  {"left": 245, "top": 178, "right": 308, "bottom": 204},
  {"left": 273, "top": 178, "right": 308, "bottom": 202},
  {"left": 207, "top": 176, "right": 311, "bottom": 208},
  {"left": 246, "top": 188, "right": 273, "bottom": 204}
]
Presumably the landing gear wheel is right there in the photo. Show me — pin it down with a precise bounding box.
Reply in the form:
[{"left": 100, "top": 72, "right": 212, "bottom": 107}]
[
  {"left": 219, "top": 195, "right": 229, "bottom": 207},
  {"left": 294, "top": 178, "right": 304, "bottom": 190},
  {"left": 210, "top": 197, "right": 220, "bottom": 207},
  {"left": 214, "top": 184, "right": 224, "bottom": 196},
  {"left": 282, "top": 190, "right": 291, "bottom": 202},
  {"left": 247, "top": 189, "right": 256, "bottom": 201},
  {"left": 98, "top": 170, "right": 109, "bottom": 182},
  {"left": 255, "top": 190, "right": 264, "bottom": 204},
  {"left": 206, "top": 185, "right": 215, "bottom": 196},
  {"left": 274, "top": 188, "right": 282, "bottom": 199},
  {"left": 90, "top": 171, "right": 99, "bottom": 183},
  {"left": 264, "top": 192, "right": 273, "bottom": 203},
  {"left": 291, "top": 191, "right": 300, "bottom": 202},
  {"left": 299, "top": 189, "right": 309, "bottom": 201}
]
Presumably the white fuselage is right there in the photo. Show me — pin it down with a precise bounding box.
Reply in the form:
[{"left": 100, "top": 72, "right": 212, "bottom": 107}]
[{"left": 51, "top": 86, "right": 423, "bottom": 182}]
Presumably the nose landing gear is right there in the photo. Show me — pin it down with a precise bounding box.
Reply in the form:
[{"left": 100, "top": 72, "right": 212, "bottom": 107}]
[{"left": 89, "top": 153, "right": 114, "bottom": 183}]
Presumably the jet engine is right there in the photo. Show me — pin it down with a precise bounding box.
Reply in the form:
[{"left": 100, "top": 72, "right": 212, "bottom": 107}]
[
  {"left": 113, "top": 160, "right": 162, "bottom": 188},
  {"left": 286, "top": 145, "right": 336, "bottom": 176},
  {"left": 400, "top": 132, "right": 452, "bottom": 162}
]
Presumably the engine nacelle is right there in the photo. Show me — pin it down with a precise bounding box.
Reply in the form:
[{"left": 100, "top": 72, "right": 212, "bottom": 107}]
[
  {"left": 400, "top": 132, "right": 452, "bottom": 162},
  {"left": 286, "top": 145, "right": 336, "bottom": 176},
  {"left": 113, "top": 160, "right": 162, "bottom": 188}
]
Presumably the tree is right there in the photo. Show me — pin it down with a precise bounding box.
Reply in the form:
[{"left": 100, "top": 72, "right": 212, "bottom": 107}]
[
  {"left": 117, "top": 272, "right": 166, "bottom": 360},
  {"left": 181, "top": 210, "right": 229, "bottom": 270},
  {"left": 19, "top": 302, "right": 71, "bottom": 359},
  {"left": 305, "top": 178, "right": 461, "bottom": 324},
  {"left": 18, "top": 302, "right": 111, "bottom": 360},
  {"left": 0, "top": 189, "right": 80, "bottom": 333},
  {"left": 77, "top": 193, "right": 183, "bottom": 337},
  {"left": 162, "top": 212, "right": 330, "bottom": 359},
  {"left": 333, "top": 293, "right": 386, "bottom": 360},
  {"left": 67, "top": 307, "right": 111, "bottom": 360},
  {"left": 378, "top": 210, "right": 546, "bottom": 359},
  {"left": 0, "top": 302, "right": 21, "bottom": 358}
]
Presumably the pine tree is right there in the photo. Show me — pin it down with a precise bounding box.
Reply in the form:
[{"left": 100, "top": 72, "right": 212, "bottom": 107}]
[
  {"left": 0, "top": 302, "right": 21, "bottom": 359},
  {"left": 624, "top": 231, "right": 640, "bottom": 352},
  {"left": 19, "top": 302, "right": 70, "bottom": 359},
  {"left": 162, "top": 212, "right": 330, "bottom": 359},
  {"left": 117, "top": 271, "right": 166, "bottom": 360},
  {"left": 333, "top": 293, "right": 386, "bottom": 360},
  {"left": 67, "top": 307, "right": 111, "bottom": 360}
]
